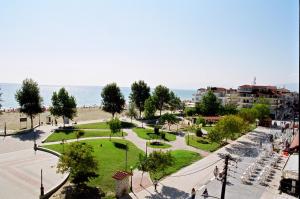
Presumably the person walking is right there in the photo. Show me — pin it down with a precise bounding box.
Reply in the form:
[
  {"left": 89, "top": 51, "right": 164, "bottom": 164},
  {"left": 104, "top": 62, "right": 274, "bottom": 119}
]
[
  {"left": 202, "top": 188, "right": 208, "bottom": 198},
  {"left": 213, "top": 166, "right": 219, "bottom": 179},
  {"left": 191, "top": 188, "right": 196, "bottom": 199},
  {"left": 153, "top": 179, "right": 158, "bottom": 192}
]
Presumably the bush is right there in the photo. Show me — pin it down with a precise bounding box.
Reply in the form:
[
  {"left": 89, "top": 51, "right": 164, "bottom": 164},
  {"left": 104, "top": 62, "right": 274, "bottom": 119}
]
[
  {"left": 196, "top": 116, "right": 206, "bottom": 127},
  {"left": 160, "top": 132, "right": 166, "bottom": 140},
  {"left": 185, "top": 108, "right": 196, "bottom": 116},
  {"left": 195, "top": 128, "right": 203, "bottom": 137}
]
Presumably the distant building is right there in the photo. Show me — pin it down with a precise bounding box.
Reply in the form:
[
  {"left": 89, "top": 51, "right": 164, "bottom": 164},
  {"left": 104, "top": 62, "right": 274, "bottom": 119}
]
[{"left": 192, "top": 84, "right": 299, "bottom": 120}]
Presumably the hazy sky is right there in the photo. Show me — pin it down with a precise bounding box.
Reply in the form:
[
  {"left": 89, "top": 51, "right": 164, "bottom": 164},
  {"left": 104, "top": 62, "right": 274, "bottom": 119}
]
[{"left": 0, "top": 0, "right": 298, "bottom": 90}]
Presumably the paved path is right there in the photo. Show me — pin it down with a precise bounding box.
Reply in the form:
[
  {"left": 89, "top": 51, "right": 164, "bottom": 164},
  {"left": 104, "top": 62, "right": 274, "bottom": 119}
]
[{"left": 0, "top": 125, "right": 66, "bottom": 199}]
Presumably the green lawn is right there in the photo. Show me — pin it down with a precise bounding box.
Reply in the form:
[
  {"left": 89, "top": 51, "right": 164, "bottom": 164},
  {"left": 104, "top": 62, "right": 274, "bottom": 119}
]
[
  {"left": 132, "top": 127, "right": 176, "bottom": 141},
  {"left": 43, "top": 139, "right": 144, "bottom": 198},
  {"left": 186, "top": 135, "right": 220, "bottom": 152},
  {"left": 75, "top": 121, "right": 135, "bottom": 129},
  {"left": 147, "top": 141, "right": 172, "bottom": 149},
  {"left": 150, "top": 150, "right": 201, "bottom": 180},
  {"left": 45, "top": 129, "right": 127, "bottom": 142}
]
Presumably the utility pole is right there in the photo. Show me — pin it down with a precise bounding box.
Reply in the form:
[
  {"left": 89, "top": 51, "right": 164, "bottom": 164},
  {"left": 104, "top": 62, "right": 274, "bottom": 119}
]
[{"left": 221, "top": 155, "right": 229, "bottom": 199}]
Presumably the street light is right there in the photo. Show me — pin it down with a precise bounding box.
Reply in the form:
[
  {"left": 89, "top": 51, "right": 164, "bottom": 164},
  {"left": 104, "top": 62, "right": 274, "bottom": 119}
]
[
  {"left": 130, "top": 166, "right": 133, "bottom": 191},
  {"left": 40, "top": 169, "right": 44, "bottom": 197}
]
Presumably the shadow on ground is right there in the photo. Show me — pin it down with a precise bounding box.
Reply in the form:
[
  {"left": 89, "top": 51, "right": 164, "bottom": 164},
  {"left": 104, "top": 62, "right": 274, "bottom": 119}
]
[
  {"left": 143, "top": 184, "right": 189, "bottom": 199},
  {"left": 60, "top": 185, "right": 105, "bottom": 199},
  {"left": 11, "top": 129, "right": 45, "bottom": 141}
]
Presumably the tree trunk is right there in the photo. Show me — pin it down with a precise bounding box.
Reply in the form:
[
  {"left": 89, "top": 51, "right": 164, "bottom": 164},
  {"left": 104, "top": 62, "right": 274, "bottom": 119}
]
[
  {"left": 160, "top": 109, "right": 162, "bottom": 116},
  {"left": 63, "top": 116, "right": 65, "bottom": 127},
  {"left": 140, "top": 171, "right": 144, "bottom": 185},
  {"left": 140, "top": 109, "right": 142, "bottom": 119},
  {"left": 30, "top": 115, "right": 33, "bottom": 129},
  {"left": 112, "top": 112, "right": 115, "bottom": 118}
]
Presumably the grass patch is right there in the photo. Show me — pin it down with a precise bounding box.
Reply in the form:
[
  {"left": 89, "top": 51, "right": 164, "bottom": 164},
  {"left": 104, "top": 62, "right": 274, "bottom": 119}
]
[
  {"left": 186, "top": 135, "right": 220, "bottom": 152},
  {"left": 45, "top": 129, "right": 127, "bottom": 142},
  {"left": 132, "top": 127, "right": 176, "bottom": 141},
  {"left": 147, "top": 141, "right": 171, "bottom": 149},
  {"left": 75, "top": 121, "right": 135, "bottom": 129},
  {"left": 150, "top": 150, "right": 201, "bottom": 180},
  {"left": 43, "top": 139, "right": 144, "bottom": 198}
]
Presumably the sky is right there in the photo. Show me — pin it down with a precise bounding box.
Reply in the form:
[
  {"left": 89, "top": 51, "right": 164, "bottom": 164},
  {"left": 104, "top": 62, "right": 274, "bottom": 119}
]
[{"left": 0, "top": 0, "right": 299, "bottom": 90}]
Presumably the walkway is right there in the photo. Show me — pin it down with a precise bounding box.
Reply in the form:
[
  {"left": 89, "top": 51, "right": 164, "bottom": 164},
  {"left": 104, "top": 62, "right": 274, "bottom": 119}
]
[{"left": 0, "top": 125, "right": 66, "bottom": 199}]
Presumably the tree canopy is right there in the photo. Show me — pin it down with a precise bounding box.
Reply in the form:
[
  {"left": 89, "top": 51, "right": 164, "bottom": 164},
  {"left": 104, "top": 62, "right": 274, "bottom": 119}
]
[
  {"left": 168, "top": 91, "right": 182, "bottom": 113},
  {"left": 152, "top": 85, "right": 170, "bottom": 116},
  {"left": 213, "top": 115, "right": 246, "bottom": 142},
  {"left": 107, "top": 117, "right": 122, "bottom": 139},
  {"left": 49, "top": 87, "right": 77, "bottom": 124},
  {"left": 238, "top": 108, "right": 258, "bottom": 124},
  {"left": 57, "top": 142, "right": 98, "bottom": 186},
  {"left": 252, "top": 103, "right": 270, "bottom": 121},
  {"left": 101, "top": 83, "right": 125, "bottom": 117},
  {"left": 126, "top": 102, "right": 138, "bottom": 122},
  {"left": 159, "top": 113, "right": 179, "bottom": 130},
  {"left": 196, "top": 90, "right": 221, "bottom": 116},
  {"left": 144, "top": 96, "right": 157, "bottom": 119},
  {"left": 15, "top": 78, "right": 43, "bottom": 128},
  {"left": 138, "top": 150, "right": 174, "bottom": 175},
  {"left": 130, "top": 80, "right": 150, "bottom": 118}
]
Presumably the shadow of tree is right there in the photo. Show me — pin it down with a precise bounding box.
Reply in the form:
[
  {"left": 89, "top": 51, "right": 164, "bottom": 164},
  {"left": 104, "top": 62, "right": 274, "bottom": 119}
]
[
  {"left": 11, "top": 129, "right": 45, "bottom": 141},
  {"left": 61, "top": 184, "right": 104, "bottom": 199},
  {"left": 113, "top": 142, "right": 128, "bottom": 150},
  {"left": 144, "top": 184, "right": 189, "bottom": 199}
]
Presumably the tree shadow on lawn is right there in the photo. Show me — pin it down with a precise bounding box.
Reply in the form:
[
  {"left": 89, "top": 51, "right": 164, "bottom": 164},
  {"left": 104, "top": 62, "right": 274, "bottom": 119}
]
[
  {"left": 11, "top": 129, "right": 44, "bottom": 141},
  {"left": 144, "top": 184, "right": 189, "bottom": 199},
  {"left": 61, "top": 184, "right": 104, "bottom": 199},
  {"left": 113, "top": 142, "right": 128, "bottom": 150}
]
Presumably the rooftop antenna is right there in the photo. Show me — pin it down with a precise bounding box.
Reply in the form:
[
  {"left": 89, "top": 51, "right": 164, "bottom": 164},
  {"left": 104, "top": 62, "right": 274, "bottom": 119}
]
[{"left": 252, "top": 77, "right": 256, "bottom": 85}]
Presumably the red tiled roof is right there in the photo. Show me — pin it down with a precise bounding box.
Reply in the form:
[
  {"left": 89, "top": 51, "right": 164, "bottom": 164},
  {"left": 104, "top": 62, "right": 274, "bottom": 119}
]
[{"left": 112, "top": 171, "right": 132, "bottom": 180}]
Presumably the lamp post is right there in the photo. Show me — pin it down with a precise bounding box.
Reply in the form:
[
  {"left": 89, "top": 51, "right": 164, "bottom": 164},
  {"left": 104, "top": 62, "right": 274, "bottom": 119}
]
[
  {"left": 125, "top": 143, "right": 128, "bottom": 171},
  {"left": 40, "top": 169, "right": 44, "bottom": 197},
  {"left": 145, "top": 142, "right": 148, "bottom": 157},
  {"left": 130, "top": 166, "right": 133, "bottom": 191}
]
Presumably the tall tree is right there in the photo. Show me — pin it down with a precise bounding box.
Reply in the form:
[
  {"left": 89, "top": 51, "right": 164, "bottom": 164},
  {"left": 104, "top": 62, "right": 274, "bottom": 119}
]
[
  {"left": 168, "top": 91, "right": 182, "bottom": 113},
  {"left": 197, "top": 90, "right": 221, "bottom": 116},
  {"left": 126, "top": 102, "right": 138, "bottom": 123},
  {"left": 144, "top": 96, "right": 157, "bottom": 119},
  {"left": 15, "top": 79, "right": 43, "bottom": 128},
  {"left": 49, "top": 87, "right": 77, "bottom": 126},
  {"left": 101, "top": 83, "right": 125, "bottom": 117},
  {"left": 57, "top": 142, "right": 98, "bottom": 186},
  {"left": 152, "top": 85, "right": 170, "bottom": 116},
  {"left": 130, "top": 80, "right": 150, "bottom": 118}
]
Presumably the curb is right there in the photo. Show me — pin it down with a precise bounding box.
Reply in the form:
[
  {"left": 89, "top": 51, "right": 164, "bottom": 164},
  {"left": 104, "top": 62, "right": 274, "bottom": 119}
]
[{"left": 36, "top": 146, "right": 70, "bottom": 199}]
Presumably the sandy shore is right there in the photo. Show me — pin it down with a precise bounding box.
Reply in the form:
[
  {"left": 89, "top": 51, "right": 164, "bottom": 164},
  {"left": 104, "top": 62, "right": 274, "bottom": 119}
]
[{"left": 0, "top": 107, "right": 112, "bottom": 130}]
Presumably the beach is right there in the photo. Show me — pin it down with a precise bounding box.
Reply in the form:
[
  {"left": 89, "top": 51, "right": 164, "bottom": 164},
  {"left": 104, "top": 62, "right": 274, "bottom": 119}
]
[{"left": 0, "top": 107, "right": 111, "bottom": 131}]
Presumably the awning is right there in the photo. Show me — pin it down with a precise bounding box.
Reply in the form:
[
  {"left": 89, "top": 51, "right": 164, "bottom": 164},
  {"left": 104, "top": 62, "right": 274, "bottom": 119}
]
[
  {"left": 282, "top": 154, "right": 299, "bottom": 181},
  {"left": 289, "top": 132, "right": 299, "bottom": 150}
]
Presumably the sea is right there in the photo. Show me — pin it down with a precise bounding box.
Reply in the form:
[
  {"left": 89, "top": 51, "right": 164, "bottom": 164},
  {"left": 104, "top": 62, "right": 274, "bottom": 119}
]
[{"left": 0, "top": 83, "right": 195, "bottom": 109}]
